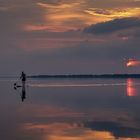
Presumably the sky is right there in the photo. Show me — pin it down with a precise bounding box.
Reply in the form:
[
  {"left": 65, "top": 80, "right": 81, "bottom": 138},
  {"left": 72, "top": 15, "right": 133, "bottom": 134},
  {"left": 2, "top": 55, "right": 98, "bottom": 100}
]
[{"left": 0, "top": 0, "right": 140, "bottom": 75}]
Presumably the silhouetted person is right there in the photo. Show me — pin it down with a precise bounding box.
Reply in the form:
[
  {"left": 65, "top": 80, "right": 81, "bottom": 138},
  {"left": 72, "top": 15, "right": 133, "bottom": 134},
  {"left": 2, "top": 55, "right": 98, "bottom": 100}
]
[
  {"left": 20, "top": 71, "right": 26, "bottom": 86},
  {"left": 14, "top": 72, "right": 27, "bottom": 102}
]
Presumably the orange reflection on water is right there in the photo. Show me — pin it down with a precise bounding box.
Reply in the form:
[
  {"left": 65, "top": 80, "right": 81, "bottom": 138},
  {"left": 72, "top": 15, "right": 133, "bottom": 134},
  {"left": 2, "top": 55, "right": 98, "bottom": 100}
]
[
  {"left": 127, "top": 79, "right": 136, "bottom": 97},
  {"left": 23, "top": 123, "right": 115, "bottom": 140},
  {"left": 22, "top": 122, "right": 139, "bottom": 140}
]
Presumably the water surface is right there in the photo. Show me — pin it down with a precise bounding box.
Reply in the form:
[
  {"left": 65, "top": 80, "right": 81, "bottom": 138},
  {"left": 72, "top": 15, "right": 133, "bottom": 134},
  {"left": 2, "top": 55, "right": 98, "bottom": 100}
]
[{"left": 0, "top": 78, "right": 140, "bottom": 140}]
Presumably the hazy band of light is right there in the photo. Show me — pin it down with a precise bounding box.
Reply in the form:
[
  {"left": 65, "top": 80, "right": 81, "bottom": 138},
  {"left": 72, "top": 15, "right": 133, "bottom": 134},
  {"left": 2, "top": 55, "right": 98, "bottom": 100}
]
[{"left": 28, "top": 82, "right": 140, "bottom": 88}]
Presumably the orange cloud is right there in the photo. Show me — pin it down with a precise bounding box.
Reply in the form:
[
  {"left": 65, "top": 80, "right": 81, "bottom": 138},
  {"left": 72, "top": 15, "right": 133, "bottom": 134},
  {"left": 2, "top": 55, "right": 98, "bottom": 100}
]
[
  {"left": 85, "top": 8, "right": 140, "bottom": 18},
  {"left": 34, "top": 1, "right": 113, "bottom": 32},
  {"left": 2, "top": 0, "right": 140, "bottom": 32},
  {"left": 37, "top": 2, "right": 80, "bottom": 9},
  {"left": 20, "top": 1, "right": 139, "bottom": 32},
  {"left": 23, "top": 24, "right": 73, "bottom": 32},
  {"left": 23, "top": 25, "right": 49, "bottom": 31}
]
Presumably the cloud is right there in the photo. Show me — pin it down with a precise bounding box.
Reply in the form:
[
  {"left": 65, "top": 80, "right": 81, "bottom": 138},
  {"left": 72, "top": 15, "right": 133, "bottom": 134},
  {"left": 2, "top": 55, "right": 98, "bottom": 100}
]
[
  {"left": 37, "top": 1, "right": 80, "bottom": 9},
  {"left": 4, "top": 0, "right": 138, "bottom": 32},
  {"left": 85, "top": 8, "right": 140, "bottom": 18},
  {"left": 34, "top": 1, "right": 91, "bottom": 32},
  {"left": 84, "top": 17, "right": 140, "bottom": 34}
]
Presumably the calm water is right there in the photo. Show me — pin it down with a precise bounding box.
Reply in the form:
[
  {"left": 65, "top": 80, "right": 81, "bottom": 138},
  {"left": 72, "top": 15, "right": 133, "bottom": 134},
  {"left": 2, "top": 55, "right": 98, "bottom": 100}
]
[{"left": 0, "top": 78, "right": 140, "bottom": 140}]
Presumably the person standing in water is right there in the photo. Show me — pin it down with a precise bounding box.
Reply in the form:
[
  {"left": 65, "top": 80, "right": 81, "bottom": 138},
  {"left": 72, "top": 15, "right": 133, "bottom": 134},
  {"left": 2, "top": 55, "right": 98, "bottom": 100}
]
[
  {"left": 20, "top": 71, "right": 26, "bottom": 101},
  {"left": 20, "top": 71, "right": 26, "bottom": 86}
]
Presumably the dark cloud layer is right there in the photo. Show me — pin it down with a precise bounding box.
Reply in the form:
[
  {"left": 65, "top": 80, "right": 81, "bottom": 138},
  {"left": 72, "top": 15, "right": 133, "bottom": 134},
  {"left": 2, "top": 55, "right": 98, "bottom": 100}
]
[{"left": 84, "top": 17, "right": 140, "bottom": 34}]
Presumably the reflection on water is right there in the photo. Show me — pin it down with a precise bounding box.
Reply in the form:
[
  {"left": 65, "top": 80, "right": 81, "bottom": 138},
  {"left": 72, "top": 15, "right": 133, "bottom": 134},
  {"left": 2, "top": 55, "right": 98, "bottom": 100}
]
[
  {"left": 127, "top": 79, "right": 137, "bottom": 97},
  {"left": 0, "top": 78, "right": 140, "bottom": 139},
  {"left": 21, "top": 83, "right": 26, "bottom": 102},
  {"left": 29, "top": 79, "right": 139, "bottom": 98},
  {"left": 14, "top": 82, "right": 26, "bottom": 102},
  {"left": 22, "top": 122, "right": 130, "bottom": 140}
]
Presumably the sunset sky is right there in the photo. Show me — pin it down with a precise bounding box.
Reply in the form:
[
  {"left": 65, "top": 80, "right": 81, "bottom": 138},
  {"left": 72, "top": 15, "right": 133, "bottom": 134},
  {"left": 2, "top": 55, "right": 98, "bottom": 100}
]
[{"left": 0, "top": 0, "right": 140, "bottom": 75}]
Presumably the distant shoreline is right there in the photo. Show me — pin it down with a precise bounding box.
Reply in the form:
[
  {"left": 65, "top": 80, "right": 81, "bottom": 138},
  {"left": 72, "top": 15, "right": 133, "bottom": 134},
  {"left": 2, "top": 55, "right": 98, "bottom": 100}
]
[{"left": 28, "top": 74, "right": 140, "bottom": 79}]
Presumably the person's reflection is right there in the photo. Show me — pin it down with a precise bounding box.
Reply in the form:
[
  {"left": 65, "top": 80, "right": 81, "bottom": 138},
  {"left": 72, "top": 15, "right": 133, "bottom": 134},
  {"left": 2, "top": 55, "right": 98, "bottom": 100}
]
[
  {"left": 21, "top": 83, "right": 26, "bottom": 102},
  {"left": 127, "top": 78, "right": 136, "bottom": 97},
  {"left": 14, "top": 82, "right": 26, "bottom": 102}
]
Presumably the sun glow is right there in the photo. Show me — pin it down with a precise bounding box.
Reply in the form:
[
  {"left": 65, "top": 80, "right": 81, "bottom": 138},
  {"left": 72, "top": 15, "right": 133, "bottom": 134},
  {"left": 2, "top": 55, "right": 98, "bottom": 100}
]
[{"left": 126, "top": 59, "right": 140, "bottom": 67}]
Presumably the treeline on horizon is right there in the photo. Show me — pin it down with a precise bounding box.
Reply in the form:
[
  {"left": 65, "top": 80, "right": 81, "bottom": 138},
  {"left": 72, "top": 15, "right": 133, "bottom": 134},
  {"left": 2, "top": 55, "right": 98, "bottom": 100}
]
[{"left": 28, "top": 74, "right": 140, "bottom": 79}]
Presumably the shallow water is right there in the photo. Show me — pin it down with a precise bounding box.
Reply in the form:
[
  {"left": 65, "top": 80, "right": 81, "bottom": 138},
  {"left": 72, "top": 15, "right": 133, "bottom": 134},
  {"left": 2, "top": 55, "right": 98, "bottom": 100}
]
[{"left": 0, "top": 78, "right": 140, "bottom": 140}]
